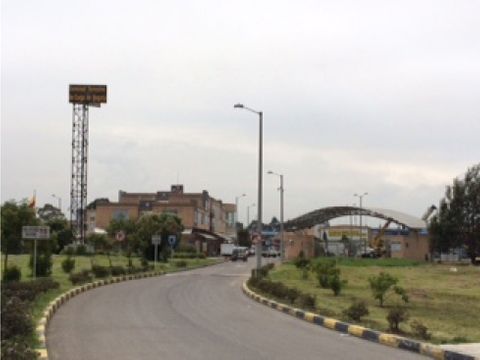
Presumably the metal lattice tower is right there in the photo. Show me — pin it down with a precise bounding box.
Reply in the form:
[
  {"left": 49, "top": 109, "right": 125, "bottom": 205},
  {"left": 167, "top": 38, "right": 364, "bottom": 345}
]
[{"left": 70, "top": 104, "right": 89, "bottom": 243}]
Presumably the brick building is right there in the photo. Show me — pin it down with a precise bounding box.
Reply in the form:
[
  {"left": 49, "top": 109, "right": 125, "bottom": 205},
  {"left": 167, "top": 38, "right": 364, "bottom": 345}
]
[{"left": 87, "top": 185, "right": 236, "bottom": 247}]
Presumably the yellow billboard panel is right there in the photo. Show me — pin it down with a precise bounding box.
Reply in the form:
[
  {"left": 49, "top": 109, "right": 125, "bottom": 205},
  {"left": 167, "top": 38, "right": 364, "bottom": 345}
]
[{"left": 69, "top": 84, "right": 107, "bottom": 104}]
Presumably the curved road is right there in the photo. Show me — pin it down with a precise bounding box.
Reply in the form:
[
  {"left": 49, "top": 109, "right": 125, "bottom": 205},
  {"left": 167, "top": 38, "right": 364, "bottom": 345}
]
[{"left": 47, "top": 260, "right": 426, "bottom": 360}]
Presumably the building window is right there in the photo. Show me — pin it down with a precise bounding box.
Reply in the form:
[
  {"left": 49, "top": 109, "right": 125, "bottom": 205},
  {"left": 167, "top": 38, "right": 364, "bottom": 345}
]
[{"left": 112, "top": 209, "right": 129, "bottom": 221}]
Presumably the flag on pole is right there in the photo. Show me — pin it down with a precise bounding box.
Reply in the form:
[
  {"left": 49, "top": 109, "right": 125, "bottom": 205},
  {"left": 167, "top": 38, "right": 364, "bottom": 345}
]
[{"left": 28, "top": 191, "right": 36, "bottom": 212}]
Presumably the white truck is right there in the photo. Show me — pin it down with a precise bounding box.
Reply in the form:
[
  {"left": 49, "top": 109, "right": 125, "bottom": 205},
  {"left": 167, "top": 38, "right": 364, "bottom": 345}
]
[{"left": 220, "top": 243, "right": 235, "bottom": 256}]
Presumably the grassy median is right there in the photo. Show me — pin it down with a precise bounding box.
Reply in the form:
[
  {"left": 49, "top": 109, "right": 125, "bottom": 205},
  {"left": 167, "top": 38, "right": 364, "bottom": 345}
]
[{"left": 264, "top": 258, "right": 480, "bottom": 344}]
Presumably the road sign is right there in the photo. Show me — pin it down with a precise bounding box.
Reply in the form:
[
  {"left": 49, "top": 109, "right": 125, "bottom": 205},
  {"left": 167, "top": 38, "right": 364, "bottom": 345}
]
[
  {"left": 22, "top": 226, "right": 50, "bottom": 239},
  {"left": 115, "top": 231, "right": 126, "bottom": 242},
  {"left": 168, "top": 235, "right": 177, "bottom": 247},
  {"left": 151, "top": 235, "right": 162, "bottom": 245}
]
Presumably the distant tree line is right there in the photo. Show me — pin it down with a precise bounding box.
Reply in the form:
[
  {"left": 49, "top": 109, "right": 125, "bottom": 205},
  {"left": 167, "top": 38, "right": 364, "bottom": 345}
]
[{"left": 429, "top": 163, "right": 480, "bottom": 264}]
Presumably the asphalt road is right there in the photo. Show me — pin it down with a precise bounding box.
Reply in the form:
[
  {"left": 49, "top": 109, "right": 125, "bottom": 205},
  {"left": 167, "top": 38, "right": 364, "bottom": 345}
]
[{"left": 47, "top": 259, "right": 426, "bottom": 360}]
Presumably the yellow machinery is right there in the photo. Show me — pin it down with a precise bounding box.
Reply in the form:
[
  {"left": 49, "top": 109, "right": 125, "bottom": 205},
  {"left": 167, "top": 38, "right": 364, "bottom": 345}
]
[{"left": 371, "top": 220, "right": 392, "bottom": 256}]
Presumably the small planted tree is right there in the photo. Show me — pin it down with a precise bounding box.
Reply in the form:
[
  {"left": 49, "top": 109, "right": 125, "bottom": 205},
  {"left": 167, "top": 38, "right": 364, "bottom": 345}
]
[
  {"left": 312, "top": 259, "right": 337, "bottom": 288},
  {"left": 294, "top": 251, "right": 311, "bottom": 279},
  {"left": 387, "top": 306, "right": 409, "bottom": 332},
  {"left": 368, "top": 272, "right": 408, "bottom": 307},
  {"left": 343, "top": 300, "right": 369, "bottom": 321}
]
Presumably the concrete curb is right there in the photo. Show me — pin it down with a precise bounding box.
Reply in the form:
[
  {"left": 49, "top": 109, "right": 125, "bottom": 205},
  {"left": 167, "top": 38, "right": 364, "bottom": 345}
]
[
  {"left": 242, "top": 281, "right": 477, "bottom": 360},
  {"left": 36, "top": 260, "right": 223, "bottom": 360}
]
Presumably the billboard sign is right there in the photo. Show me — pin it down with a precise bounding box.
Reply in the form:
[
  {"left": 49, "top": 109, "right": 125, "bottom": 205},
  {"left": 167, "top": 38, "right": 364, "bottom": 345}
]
[
  {"left": 22, "top": 226, "right": 50, "bottom": 239},
  {"left": 69, "top": 84, "right": 107, "bottom": 105}
]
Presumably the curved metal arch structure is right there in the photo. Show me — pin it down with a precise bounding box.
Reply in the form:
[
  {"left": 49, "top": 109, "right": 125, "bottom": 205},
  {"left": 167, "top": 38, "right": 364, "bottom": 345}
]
[{"left": 283, "top": 206, "right": 426, "bottom": 231}]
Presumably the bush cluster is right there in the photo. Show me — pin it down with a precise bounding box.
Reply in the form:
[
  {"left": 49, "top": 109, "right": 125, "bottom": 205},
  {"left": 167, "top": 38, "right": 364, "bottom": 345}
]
[
  {"left": 91, "top": 265, "right": 110, "bottom": 278},
  {"left": 172, "top": 252, "right": 206, "bottom": 259},
  {"left": 2, "top": 265, "right": 22, "bottom": 282},
  {"left": 312, "top": 259, "right": 346, "bottom": 296},
  {"left": 343, "top": 300, "right": 369, "bottom": 321},
  {"left": 410, "top": 319, "right": 431, "bottom": 340},
  {"left": 69, "top": 270, "right": 93, "bottom": 285},
  {"left": 110, "top": 266, "right": 126, "bottom": 276},
  {"left": 1, "top": 278, "right": 59, "bottom": 359},
  {"left": 2, "top": 278, "right": 59, "bottom": 302},
  {"left": 174, "top": 260, "right": 188, "bottom": 268},
  {"left": 1, "top": 339, "right": 39, "bottom": 360},
  {"left": 61, "top": 257, "right": 76, "bottom": 274},
  {"left": 387, "top": 306, "right": 409, "bottom": 332},
  {"left": 248, "top": 276, "right": 315, "bottom": 308}
]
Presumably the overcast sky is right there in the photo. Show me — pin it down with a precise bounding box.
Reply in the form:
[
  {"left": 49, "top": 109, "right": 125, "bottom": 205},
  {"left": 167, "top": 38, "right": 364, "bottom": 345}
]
[{"left": 2, "top": 0, "right": 479, "bottom": 225}]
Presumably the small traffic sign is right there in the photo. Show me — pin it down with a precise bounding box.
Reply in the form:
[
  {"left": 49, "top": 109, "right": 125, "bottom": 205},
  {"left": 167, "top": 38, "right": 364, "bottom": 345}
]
[
  {"left": 115, "top": 231, "right": 126, "bottom": 242},
  {"left": 22, "top": 226, "right": 50, "bottom": 239},
  {"left": 151, "top": 235, "right": 162, "bottom": 245},
  {"left": 168, "top": 235, "right": 177, "bottom": 247}
]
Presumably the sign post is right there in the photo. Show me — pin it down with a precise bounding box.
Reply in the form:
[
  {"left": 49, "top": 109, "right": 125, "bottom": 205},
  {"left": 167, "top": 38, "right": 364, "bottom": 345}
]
[
  {"left": 151, "top": 235, "right": 162, "bottom": 269},
  {"left": 168, "top": 235, "right": 177, "bottom": 258},
  {"left": 22, "top": 226, "right": 50, "bottom": 279}
]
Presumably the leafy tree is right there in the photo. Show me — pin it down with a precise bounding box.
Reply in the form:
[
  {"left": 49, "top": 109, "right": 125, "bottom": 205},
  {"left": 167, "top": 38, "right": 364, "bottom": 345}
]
[
  {"left": 37, "top": 203, "right": 70, "bottom": 253},
  {"left": 136, "top": 213, "right": 183, "bottom": 261},
  {"left": 86, "top": 233, "right": 110, "bottom": 265},
  {"left": 368, "top": 272, "right": 408, "bottom": 307},
  {"left": 429, "top": 164, "right": 480, "bottom": 264},
  {"left": 37, "top": 203, "right": 64, "bottom": 224},
  {"left": 1, "top": 200, "right": 38, "bottom": 271},
  {"left": 106, "top": 218, "right": 138, "bottom": 267},
  {"left": 312, "top": 259, "right": 338, "bottom": 288}
]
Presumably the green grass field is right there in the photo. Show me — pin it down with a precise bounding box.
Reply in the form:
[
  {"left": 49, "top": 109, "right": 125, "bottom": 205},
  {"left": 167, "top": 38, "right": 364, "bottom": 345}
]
[
  {"left": 1, "top": 253, "right": 220, "bottom": 332},
  {"left": 267, "top": 258, "right": 480, "bottom": 344}
]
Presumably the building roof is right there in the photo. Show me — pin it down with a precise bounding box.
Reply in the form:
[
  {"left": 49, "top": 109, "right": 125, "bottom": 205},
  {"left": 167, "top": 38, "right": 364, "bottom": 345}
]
[{"left": 284, "top": 206, "right": 426, "bottom": 231}]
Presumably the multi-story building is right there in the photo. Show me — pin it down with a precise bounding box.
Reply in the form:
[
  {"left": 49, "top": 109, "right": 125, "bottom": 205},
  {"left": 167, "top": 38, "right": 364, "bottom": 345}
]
[{"left": 87, "top": 185, "right": 236, "bottom": 242}]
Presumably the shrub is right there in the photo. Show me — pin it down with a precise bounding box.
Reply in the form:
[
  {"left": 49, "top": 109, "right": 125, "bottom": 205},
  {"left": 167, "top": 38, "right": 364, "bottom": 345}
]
[
  {"left": 410, "top": 319, "right": 431, "bottom": 340},
  {"left": 28, "top": 253, "right": 53, "bottom": 277},
  {"left": 2, "top": 265, "right": 21, "bottom": 282},
  {"left": 174, "top": 260, "right": 187, "bottom": 268},
  {"left": 69, "top": 270, "right": 92, "bottom": 285},
  {"left": 328, "top": 273, "right": 346, "bottom": 296},
  {"left": 343, "top": 300, "right": 369, "bottom": 321},
  {"left": 294, "top": 251, "right": 311, "bottom": 279},
  {"left": 256, "top": 263, "right": 275, "bottom": 278},
  {"left": 61, "top": 257, "right": 76, "bottom": 274},
  {"left": 1, "top": 296, "right": 33, "bottom": 340},
  {"left": 1, "top": 339, "right": 39, "bottom": 360},
  {"left": 1, "top": 278, "right": 59, "bottom": 303},
  {"left": 387, "top": 306, "right": 409, "bottom": 332},
  {"left": 369, "top": 272, "right": 408, "bottom": 307},
  {"left": 176, "top": 244, "right": 197, "bottom": 253},
  {"left": 61, "top": 245, "right": 76, "bottom": 256},
  {"left": 285, "top": 287, "right": 300, "bottom": 304},
  {"left": 313, "top": 259, "right": 338, "bottom": 288},
  {"left": 295, "top": 293, "right": 316, "bottom": 310},
  {"left": 110, "top": 266, "right": 126, "bottom": 276},
  {"left": 91, "top": 265, "right": 110, "bottom": 278},
  {"left": 75, "top": 244, "right": 88, "bottom": 256}
]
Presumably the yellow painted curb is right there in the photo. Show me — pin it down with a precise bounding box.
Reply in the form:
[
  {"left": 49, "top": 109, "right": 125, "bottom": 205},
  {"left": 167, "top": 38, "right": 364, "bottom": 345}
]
[
  {"left": 324, "top": 318, "right": 337, "bottom": 329},
  {"left": 379, "top": 333, "right": 400, "bottom": 347},
  {"left": 304, "top": 312, "right": 316, "bottom": 323},
  {"left": 348, "top": 325, "right": 366, "bottom": 337}
]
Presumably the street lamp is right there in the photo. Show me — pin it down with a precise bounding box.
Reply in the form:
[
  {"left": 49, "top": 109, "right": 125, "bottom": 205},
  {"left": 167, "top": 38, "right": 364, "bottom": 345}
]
[
  {"left": 234, "top": 103, "right": 263, "bottom": 272},
  {"left": 234, "top": 193, "right": 246, "bottom": 243},
  {"left": 51, "top": 194, "right": 62, "bottom": 212},
  {"left": 354, "top": 192, "right": 368, "bottom": 253},
  {"left": 267, "top": 170, "right": 284, "bottom": 261}
]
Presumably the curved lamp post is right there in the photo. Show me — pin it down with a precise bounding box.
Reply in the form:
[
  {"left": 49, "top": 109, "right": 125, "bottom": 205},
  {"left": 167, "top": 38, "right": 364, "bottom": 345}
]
[{"left": 234, "top": 103, "right": 263, "bottom": 272}]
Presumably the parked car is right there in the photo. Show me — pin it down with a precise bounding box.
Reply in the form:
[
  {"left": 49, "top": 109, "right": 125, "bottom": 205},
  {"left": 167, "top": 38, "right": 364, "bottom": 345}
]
[{"left": 231, "top": 247, "right": 248, "bottom": 262}]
